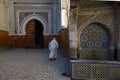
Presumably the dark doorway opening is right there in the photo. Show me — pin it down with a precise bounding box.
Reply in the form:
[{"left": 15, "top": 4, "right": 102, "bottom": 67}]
[
  {"left": 25, "top": 19, "right": 44, "bottom": 49},
  {"left": 35, "top": 20, "right": 44, "bottom": 48}
]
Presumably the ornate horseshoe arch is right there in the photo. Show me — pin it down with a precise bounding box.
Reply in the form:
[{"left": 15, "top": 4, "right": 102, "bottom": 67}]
[
  {"left": 80, "top": 23, "right": 110, "bottom": 49},
  {"left": 19, "top": 13, "right": 48, "bottom": 35},
  {"left": 78, "top": 19, "right": 113, "bottom": 50}
]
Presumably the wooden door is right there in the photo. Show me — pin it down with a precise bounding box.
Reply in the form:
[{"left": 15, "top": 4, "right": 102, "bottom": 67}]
[{"left": 25, "top": 20, "right": 35, "bottom": 48}]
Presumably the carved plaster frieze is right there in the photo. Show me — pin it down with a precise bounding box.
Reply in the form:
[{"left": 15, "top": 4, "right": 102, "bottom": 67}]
[
  {"left": 19, "top": 12, "right": 48, "bottom": 25},
  {"left": 77, "top": 1, "right": 113, "bottom": 16},
  {"left": 4, "top": 0, "right": 13, "bottom": 7},
  {"left": 78, "top": 9, "right": 113, "bottom": 16},
  {"left": 5, "top": 0, "right": 58, "bottom": 5},
  {"left": 15, "top": 7, "right": 52, "bottom": 35},
  {"left": 13, "top": 0, "right": 57, "bottom": 3},
  {"left": 78, "top": 13, "right": 114, "bottom": 33},
  {"left": 14, "top": 4, "right": 53, "bottom": 7},
  {"left": 78, "top": 1, "right": 113, "bottom": 12},
  {"left": 15, "top": 4, "right": 54, "bottom": 35},
  {"left": 7, "top": 0, "right": 60, "bottom": 35},
  {"left": 18, "top": 13, "right": 48, "bottom": 35},
  {"left": 69, "top": 8, "right": 77, "bottom": 32}
]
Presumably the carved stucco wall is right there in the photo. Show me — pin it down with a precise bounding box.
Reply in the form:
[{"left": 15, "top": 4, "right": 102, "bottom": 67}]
[
  {"left": 5, "top": 0, "right": 61, "bottom": 35},
  {"left": 69, "top": 8, "right": 78, "bottom": 59},
  {"left": 78, "top": 13, "right": 114, "bottom": 49},
  {"left": 19, "top": 13, "right": 48, "bottom": 35},
  {"left": 14, "top": 5, "right": 52, "bottom": 35},
  {"left": 77, "top": 8, "right": 115, "bottom": 59},
  {"left": 69, "top": 1, "right": 118, "bottom": 59}
]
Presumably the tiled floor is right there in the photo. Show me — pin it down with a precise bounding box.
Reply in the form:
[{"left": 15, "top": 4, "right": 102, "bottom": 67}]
[{"left": 0, "top": 48, "right": 70, "bottom": 80}]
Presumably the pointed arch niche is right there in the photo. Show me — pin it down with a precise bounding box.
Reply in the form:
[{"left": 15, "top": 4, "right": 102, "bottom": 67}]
[{"left": 79, "top": 22, "right": 112, "bottom": 60}]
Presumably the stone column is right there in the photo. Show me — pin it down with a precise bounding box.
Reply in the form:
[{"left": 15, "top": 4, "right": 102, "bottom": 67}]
[
  {"left": 61, "top": 9, "right": 68, "bottom": 28},
  {"left": 69, "top": 34, "right": 78, "bottom": 59},
  {"left": 61, "top": 0, "right": 69, "bottom": 29},
  {"left": 109, "top": 44, "right": 115, "bottom": 60},
  {"left": 69, "top": 7, "right": 78, "bottom": 59},
  {"left": 117, "top": 42, "right": 120, "bottom": 60},
  {"left": 117, "top": 9, "right": 120, "bottom": 60},
  {"left": 114, "top": 4, "right": 120, "bottom": 60}
]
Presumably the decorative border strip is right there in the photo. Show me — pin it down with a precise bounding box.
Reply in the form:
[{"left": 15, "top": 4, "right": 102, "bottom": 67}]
[{"left": 71, "top": 60, "right": 120, "bottom": 80}]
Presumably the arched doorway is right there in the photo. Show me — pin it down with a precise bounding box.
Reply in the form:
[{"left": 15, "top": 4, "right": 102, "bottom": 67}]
[
  {"left": 80, "top": 23, "right": 110, "bottom": 60},
  {"left": 25, "top": 19, "right": 44, "bottom": 48}
]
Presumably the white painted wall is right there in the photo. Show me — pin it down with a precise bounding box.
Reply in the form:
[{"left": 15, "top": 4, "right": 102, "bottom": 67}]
[
  {"left": 61, "top": 9, "right": 68, "bottom": 28},
  {"left": 61, "top": 0, "right": 69, "bottom": 29},
  {"left": 0, "top": 2, "right": 9, "bottom": 31}
]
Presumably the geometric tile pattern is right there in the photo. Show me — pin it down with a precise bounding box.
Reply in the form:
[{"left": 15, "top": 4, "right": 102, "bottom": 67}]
[
  {"left": 72, "top": 63, "right": 91, "bottom": 79},
  {"left": 109, "top": 66, "right": 120, "bottom": 80},
  {"left": 71, "top": 61, "right": 120, "bottom": 80},
  {"left": 0, "top": 49, "right": 70, "bottom": 80},
  {"left": 91, "top": 64, "right": 107, "bottom": 80},
  {"left": 80, "top": 23, "right": 110, "bottom": 49}
]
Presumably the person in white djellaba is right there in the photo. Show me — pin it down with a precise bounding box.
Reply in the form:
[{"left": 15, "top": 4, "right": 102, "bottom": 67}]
[{"left": 48, "top": 37, "right": 59, "bottom": 61}]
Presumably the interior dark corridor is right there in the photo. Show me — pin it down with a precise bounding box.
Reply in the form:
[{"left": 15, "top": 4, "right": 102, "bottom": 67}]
[{"left": 35, "top": 20, "right": 44, "bottom": 48}]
